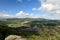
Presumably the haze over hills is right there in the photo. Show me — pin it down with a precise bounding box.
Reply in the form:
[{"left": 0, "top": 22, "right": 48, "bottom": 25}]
[{"left": 0, "top": 18, "right": 60, "bottom": 22}]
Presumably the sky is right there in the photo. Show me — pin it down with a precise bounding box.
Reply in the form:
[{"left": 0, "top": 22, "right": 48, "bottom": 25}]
[{"left": 0, "top": 0, "right": 60, "bottom": 20}]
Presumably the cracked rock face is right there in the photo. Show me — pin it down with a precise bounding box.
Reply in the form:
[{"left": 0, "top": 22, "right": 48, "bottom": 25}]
[{"left": 5, "top": 35, "right": 26, "bottom": 40}]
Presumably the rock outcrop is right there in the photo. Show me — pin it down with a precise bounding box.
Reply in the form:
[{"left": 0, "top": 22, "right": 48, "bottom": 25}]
[{"left": 5, "top": 35, "right": 27, "bottom": 40}]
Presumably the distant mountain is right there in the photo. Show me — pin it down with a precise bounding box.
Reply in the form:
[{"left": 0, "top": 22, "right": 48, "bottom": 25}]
[
  {"left": 0, "top": 18, "right": 60, "bottom": 22},
  {"left": 6, "top": 18, "right": 60, "bottom": 22}
]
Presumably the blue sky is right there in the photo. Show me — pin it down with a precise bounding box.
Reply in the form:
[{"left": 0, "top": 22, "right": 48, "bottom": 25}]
[
  {"left": 0, "top": 0, "right": 41, "bottom": 15},
  {"left": 0, "top": 0, "right": 60, "bottom": 20}
]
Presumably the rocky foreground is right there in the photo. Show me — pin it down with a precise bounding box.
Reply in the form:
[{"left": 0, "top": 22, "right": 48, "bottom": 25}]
[{"left": 5, "top": 35, "right": 27, "bottom": 40}]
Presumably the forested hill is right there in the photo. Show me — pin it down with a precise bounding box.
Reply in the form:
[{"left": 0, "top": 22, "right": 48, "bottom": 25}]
[{"left": 0, "top": 18, "right": 60, "bottom": 40}]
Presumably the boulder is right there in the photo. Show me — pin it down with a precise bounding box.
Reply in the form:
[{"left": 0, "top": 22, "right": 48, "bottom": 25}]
[{"left": 5, "top": 35, "right": 26, "bottom": 40}]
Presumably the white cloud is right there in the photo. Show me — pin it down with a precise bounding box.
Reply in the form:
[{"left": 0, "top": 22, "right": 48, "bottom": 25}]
[
  {"left": 16, "top": 11, "right": 44, "bottom": 18},
  {"left": 0, "top": 11, "right": 42, "bottom": 19},
  {"left": 38, "top": 0, "right": 45, "bottom": 4},
  {"left": 32, "top": 0, "right": 60, "bottom": 19},
  {"left": 16, "top": 11, "right": 33, "bottom": 18},
  {"left": 0, "top": 13, "right": 10, "bottom": 17},
  {"left": 32, "top": 8, "right": 37, "bottom": 11},
  {"left": 0, "top": 13, "right": 12, "bottom": 17},
  {"left": 44, "top": 0, "right": 60, "bottom": 19},
  {"left": 0, "top": 13, "right": 14, "bottom": 19},
  {"left": 39, "top": 3, "right": 55, "bottom": 11}
]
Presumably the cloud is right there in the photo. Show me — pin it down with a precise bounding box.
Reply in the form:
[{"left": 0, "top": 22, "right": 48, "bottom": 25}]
[
  {"left": 0, "top": 13, "right": 10, "bottom": 17},
  {"left": 32, "top": 8, "right": 37, "bottom": 11},
  {"left": 16, "top": 11, "right": 44, "bottom": 18},
  {"left": 32, "top": 0, "right": 60, "bottom": 19},
  {"left": 16, "top": 11, "right": 33, "bottom": 18},
  {"left": 39, "top": 3, "right": 55, "bottom": 11},
  {"left": 0, "top": 13, "right": 14, "bottom": 19},
  {"left": 39, "top": 0, "right": 45, "bottom": 4},
  {"left": 0, "top": 11, "right": 41, "bottom": 19}
]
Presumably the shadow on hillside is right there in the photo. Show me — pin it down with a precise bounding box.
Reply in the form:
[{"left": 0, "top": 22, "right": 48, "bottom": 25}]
[{"left": 0, "top": 25, "right": 40, "bottom": 40}]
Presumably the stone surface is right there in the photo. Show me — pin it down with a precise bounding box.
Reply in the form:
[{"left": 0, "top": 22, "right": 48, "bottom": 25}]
[{"left": 5, "top": 35, "right": 26, "bottom": 40}]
